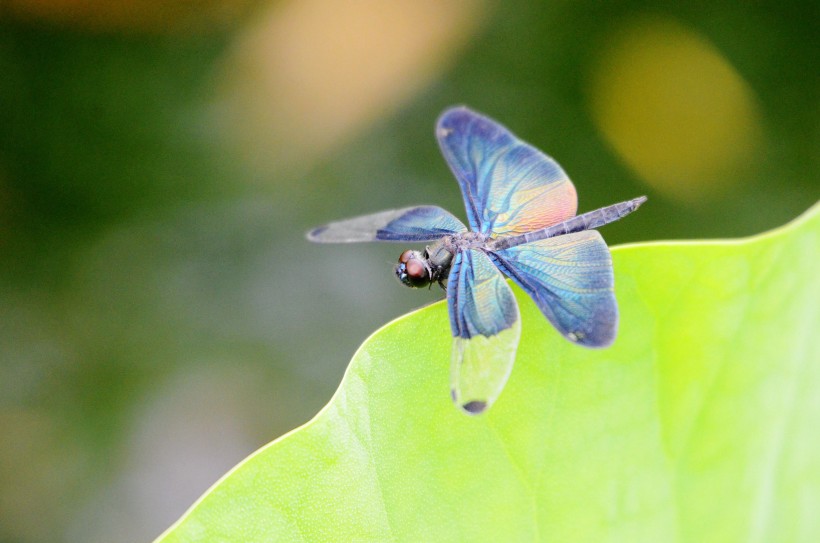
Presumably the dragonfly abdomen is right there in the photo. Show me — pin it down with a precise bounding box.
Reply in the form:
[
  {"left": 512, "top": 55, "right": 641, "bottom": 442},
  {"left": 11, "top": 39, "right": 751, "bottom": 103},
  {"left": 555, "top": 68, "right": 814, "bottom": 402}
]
[{"left": 491, "top": 196, "right": 646, "bottom": 250}]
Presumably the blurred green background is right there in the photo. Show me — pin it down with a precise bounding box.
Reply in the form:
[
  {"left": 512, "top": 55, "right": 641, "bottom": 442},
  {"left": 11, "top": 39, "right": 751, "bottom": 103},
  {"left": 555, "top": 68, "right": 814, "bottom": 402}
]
[{"left": 0, "top": 1, "right": 816, "bottom": 541}]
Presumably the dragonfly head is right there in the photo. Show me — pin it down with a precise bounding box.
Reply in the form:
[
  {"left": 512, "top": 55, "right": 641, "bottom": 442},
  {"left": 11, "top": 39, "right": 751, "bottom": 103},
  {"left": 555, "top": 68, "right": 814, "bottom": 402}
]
[{"left": 395, "top": 249, "right": 432, "bottom": 288}]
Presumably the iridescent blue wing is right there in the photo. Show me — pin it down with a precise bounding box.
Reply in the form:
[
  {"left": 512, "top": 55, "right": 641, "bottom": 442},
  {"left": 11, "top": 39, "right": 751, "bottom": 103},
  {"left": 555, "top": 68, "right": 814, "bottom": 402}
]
[
  {"left": 307, "top": 205, "right": 467, "bottom": 243},
  {"left": 492, "top": 230, "right": 617, "bottom": 347},
  {"left": 436, "top": 107, "right": 578, "bottom": 237},
  {"left": 448, "top": 248, "right": 521, "bottom": 414}
]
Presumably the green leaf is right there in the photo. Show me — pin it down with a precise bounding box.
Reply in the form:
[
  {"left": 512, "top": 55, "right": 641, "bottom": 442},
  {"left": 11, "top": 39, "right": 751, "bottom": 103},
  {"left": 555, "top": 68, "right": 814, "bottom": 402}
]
[{"left": 157, "top": 204, "right": 819, "bottom": 543}]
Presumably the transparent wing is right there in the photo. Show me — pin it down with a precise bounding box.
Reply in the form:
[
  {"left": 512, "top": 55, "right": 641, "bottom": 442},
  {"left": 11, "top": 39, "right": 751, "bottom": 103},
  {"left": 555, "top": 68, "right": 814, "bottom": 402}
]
[
  {"left": 448, "top": 249, "right": 521, "bottom": 414},
  {"left": 492, "top": 230, "right": 617, "bottom": 347},
  {"left": 436, "top": 107, "right": 578, "bottom": 236},
  {"left": 307, "top": 205, "right": 467, "bottom": 243}
]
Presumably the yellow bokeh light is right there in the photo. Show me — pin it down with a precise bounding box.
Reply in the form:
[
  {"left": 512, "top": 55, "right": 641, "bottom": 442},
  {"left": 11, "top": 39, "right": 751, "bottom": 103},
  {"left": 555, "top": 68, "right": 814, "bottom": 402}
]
[
  {"left": 587, "top": 17, "right": 763, "bottom": 204},
  {"left": 216, "top": 0, "right": 486, "bottom": 174}
]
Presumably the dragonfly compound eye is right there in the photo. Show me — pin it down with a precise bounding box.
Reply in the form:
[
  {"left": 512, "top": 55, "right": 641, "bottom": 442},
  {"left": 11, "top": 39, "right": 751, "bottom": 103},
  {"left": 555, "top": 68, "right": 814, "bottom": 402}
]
[
  {"left": 395, "top": 254, "right": 431, "bottom": 288},
  {"left": 398, "top": 249, "right": 414, "bottom": 264}
]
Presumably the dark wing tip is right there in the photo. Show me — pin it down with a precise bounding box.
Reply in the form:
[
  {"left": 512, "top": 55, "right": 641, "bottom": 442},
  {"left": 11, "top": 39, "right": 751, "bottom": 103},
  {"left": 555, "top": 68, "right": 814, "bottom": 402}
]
[
  {"left": 451, "top": 389, "right": 489, "bottom": 415},
  {"left": 461, "top": 400, "right": 488, "bottom": 415},
  {"left": 576, "top": 334, "right": 616, "bottom": 349},
  {"left": 305, "top": 226, "right": 328, "bottom": 242},
  {"left": 567, "top": 323, "right": 617, "bottom": 349}
]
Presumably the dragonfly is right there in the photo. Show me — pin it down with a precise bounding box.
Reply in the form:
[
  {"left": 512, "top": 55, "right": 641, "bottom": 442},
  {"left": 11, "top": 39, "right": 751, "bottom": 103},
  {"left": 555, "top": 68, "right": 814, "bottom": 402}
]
[{"left": 308, "top": 107, "right": 646, "bottom": 415}]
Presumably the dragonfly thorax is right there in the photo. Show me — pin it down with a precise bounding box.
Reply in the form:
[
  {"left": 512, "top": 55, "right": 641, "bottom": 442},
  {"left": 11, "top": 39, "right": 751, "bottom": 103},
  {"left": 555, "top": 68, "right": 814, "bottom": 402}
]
[
  {"left": 448, "top": 231, "right": 490, "bottom": 249},
  {"left": 395, "top": 233, "right": 491, "bottom": 289}
]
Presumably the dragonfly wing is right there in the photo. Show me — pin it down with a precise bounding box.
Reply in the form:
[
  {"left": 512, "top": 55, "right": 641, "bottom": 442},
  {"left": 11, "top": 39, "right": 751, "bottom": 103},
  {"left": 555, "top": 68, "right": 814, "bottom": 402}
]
[
  {"left": 436, "top": 107, "right": 577, "bottom": 236},
  {"left": 492, "top": 230, "right": 617, "bottom": 347},
  {"left": 307, "top": 205, "right": 467, "bottom": 243},
  {"left": 448, "top": 249, "right": 521, "bottom": 414}
]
